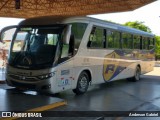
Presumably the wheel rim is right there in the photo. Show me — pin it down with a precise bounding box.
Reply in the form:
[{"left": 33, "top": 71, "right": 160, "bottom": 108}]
[{"left": 79, "top": 76, "right": 88, "bottom": 91}]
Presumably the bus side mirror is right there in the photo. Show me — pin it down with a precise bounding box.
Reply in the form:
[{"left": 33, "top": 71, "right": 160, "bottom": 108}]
[
  {"left": 63, "top": 25, "right": 72, "bottom": 44},
  {"left": 0, "top": 25, "right": 17, "bottom": 42}
]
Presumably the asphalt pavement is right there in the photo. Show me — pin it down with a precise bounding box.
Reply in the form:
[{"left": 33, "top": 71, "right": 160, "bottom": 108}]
[{"left": 45, "top": 67, "right": 160, "bottom": 120}]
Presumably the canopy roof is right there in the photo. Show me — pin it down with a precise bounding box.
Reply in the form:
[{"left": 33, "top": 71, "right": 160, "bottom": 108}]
[{"left": 0, "top": 0, "right": 157, "bottom": 18}]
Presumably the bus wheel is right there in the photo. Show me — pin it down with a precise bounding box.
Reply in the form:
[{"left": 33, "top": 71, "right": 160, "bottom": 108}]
[
  {"left": 128, "top": 66, "right": 141, "bottom": 82},
  {"left": 73, "top": 71, "right": 89, "bottom": 95}
]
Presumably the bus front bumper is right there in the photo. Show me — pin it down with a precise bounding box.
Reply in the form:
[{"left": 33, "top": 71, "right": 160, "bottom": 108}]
[{"left": 6, "top": 75, "right": 54, "bottom": 93}]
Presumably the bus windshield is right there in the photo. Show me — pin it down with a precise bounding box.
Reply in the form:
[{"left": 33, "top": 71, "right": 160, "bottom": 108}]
[{"left": 9, "top": 25, "right": 65, "bottom": 69}]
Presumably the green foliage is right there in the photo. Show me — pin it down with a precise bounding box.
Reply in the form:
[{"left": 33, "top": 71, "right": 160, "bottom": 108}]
[
  {"left": 124, "top": 21, "right": 152, "bottom": 33},
  {"left": 155, "top": 36, "right": 160, "bottom": 59}
]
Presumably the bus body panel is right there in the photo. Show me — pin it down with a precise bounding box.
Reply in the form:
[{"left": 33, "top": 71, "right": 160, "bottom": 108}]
[
  {"left": 5, "top": 16, "right": 155, "bottom": 94},
  {"left": 54, "top": 59, "right": 74, "bottom": 93}
]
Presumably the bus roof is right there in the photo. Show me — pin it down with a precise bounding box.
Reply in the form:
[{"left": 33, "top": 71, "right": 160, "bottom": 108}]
[{"left": 19, "top": 16, "right": 154, "bottom": 38}]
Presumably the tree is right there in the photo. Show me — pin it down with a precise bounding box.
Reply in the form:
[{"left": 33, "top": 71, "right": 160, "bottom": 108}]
[
  {"left": 124, "top": 21, "right": 152, "bottom": 33},
  {"left": 155, "top": 36, "right": 160, "bottom": 59}
]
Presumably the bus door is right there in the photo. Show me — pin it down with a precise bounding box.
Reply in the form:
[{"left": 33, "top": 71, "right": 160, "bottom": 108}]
[
  {"left": 56, "top": 60, "right": 74, "bottom": 92},
  {"left": 55, "top": 25, "right": 74, "bottom": 92}
]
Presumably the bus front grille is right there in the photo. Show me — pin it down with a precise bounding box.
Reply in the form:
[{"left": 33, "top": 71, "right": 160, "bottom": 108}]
[{"left": 9, "top": 74, "right": 40, "bottom": 82}]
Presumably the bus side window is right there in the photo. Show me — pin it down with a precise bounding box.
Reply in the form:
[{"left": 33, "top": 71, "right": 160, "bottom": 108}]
[
  {"left": 61, "top": 35, "right": 75, "bottom": 59},
  {"left": 88, "top": 27, "right": 105, "bottom": 48},
  {"left": 61, "top": 23, "right": 88, "bottom": 61},
  {"left": 122, "top": 33, "right": 133, "bottom": 49},
  {"left": 142, "top": 37, "right": 148, "bottom": 50},
  {"left": 61, "top": 44, "right": 69, "bottom": 58},
  {"left": 68, "top": 35, "right": 75, "bottom": 56},
  {"left": 71, "top": 23, "right": 87, "bottom": 54},
  {"left": 107, "top": 30, "right": 114, "bottom": 48},
  {"left": 133, "top": 35, "right": 140, "bottom": 49},
  {"left": 107, "top": 30, "right": 120, "bottom": 49},
  {"left": 149, "top": 38, "right": 154, "bottom": 50}
]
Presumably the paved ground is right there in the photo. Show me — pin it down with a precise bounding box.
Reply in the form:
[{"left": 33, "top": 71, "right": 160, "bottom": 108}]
[
  {"left": 45, "top": 67, "right": 160, "bottom": 120},
  {"left": 44, "top": 67, "right": 160, "bottom": 120},
  {"left": 0, "top": 67, "right": 160, "bottom": 120}
]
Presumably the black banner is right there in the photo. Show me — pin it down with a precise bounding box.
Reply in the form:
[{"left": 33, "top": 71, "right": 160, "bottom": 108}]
[
  {"left": 41, "top": 111, "right": 160, "bottom": 117},
  {"left": 1, "top": 111, "right": 160, "bottom": 118}
]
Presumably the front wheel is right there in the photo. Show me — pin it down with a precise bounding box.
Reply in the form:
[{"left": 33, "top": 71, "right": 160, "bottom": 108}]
[{"left": 73, "top": 71, "right": 90, "bottom": 95}]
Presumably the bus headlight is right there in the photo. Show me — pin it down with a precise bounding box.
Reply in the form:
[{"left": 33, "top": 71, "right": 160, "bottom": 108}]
[{"left": 37, "top": 72, "right": 55, "bottom": 80}]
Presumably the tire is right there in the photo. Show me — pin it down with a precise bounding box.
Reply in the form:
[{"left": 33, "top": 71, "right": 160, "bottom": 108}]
[
  {"left": 128, "top": 66, "right": 141, "bottom": 82},
  {"left": 73, "top": 71, "right": 90, "bottom": 95}
]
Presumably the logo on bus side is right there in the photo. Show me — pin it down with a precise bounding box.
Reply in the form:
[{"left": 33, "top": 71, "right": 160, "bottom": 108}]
[
  {"left": 103, "top": 49, "right": 155, "bottom": 81},
  {"left": 103, "top": 51, "right": 132, "bottom": 81},
  {"left": 22, "top": 57, "right": 32, "bottom": 65},
  {"left": 103, "top": 60, "right": 120, "bottom": 81}
]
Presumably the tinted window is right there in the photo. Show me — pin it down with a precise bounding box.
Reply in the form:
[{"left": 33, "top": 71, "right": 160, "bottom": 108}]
[
  {"left": 88, "top": 27, "right": 105, "bottom": 48},
  {"left": 107, "top": 30, "right": 120, "bottom": 49},
  {"left": 61, "top": 44, "right": 69, "bottom": 58},
  {"left": 71, "top": 23, "right": 87, "bottom": 50},
  {"left": 133, "top": 35, "right": 140, "bottom": 49},
  {"left": 142, "top": 37, "right": 148, "bottom": 50},
  {"left": 122, "top": 33, "right": 133, "bottom": 49},
  {"left": 149, "top": 38, "right": 154, "bottom": 50}
]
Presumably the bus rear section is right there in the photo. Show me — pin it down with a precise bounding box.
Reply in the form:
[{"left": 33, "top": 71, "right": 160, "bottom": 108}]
[{"left": 84, "top": 23, "right": 155, "bottom": 83}]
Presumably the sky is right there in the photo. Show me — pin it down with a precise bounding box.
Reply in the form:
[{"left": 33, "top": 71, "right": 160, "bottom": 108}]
[
  {"left": 0, "top": 0, "right": 159, "bottom": 36},
  {"left": 89, "top": 0, "right": 160, "bottom": 36}
]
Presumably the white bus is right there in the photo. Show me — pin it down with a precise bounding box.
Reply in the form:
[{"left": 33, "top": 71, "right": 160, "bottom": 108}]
[{"left": 2, "top": 16, "right": 155, "bottom": 94}]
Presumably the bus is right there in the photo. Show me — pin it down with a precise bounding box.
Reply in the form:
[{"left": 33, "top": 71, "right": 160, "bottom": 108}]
[{"left": 2, "top": 16, "right": 155, "bottom": 94}]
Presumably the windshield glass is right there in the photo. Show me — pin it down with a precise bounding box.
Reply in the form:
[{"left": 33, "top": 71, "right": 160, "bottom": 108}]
[{"left": 9, "top": 25, "right": 65, "bottom": 69}]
